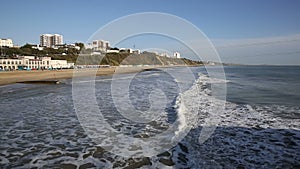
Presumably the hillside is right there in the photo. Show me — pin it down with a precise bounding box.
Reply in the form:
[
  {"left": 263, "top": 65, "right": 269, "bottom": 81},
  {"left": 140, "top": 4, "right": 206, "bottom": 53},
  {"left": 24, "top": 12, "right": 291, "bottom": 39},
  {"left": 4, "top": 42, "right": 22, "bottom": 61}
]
[
  {"left": 1, "top": 44, "right": 202, "bottom": 66},
  {"left": 76, "top": 52, "right": 202, "bottom": 66}
]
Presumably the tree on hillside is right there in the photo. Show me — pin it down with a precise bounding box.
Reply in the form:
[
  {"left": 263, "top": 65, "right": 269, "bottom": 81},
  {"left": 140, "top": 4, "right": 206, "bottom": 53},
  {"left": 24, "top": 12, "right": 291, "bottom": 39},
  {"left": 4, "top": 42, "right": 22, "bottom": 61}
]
[
  {"left": 20, "top": 43, "right": 34, "bottom": 49},
  {"left": 75, "top": 42, "right": 85, "bottom": 50},
  {"left": 110, "top": 47, "right": 119, "bottom": 50}
]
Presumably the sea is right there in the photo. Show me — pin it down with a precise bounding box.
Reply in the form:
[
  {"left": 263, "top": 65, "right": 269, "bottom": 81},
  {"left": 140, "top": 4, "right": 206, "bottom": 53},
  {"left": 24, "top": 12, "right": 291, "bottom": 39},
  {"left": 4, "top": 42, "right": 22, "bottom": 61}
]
[{"left": 0, "top": 66, "right": 299, "bottom": 168}]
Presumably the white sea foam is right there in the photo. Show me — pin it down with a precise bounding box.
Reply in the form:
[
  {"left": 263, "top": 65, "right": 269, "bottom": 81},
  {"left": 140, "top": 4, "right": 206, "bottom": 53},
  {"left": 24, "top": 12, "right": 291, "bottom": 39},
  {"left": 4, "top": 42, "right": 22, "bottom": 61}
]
[
  {"left": 176, "top": 72, "right": 299, "bottom": 132},
  {"left": 174, "top": 73, "right": 227, "bottom": 143},
  {"left": 171, "top": 73, "right": 300, "bottom": 168},
  {"left": 1, "top": 70, "right": 299, "bottom": 168}
]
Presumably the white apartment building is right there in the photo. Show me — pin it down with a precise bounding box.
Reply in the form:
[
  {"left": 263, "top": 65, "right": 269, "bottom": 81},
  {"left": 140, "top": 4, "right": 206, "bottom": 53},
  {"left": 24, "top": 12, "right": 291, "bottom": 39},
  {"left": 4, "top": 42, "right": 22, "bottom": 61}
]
[
  {"left": 92, "top": 40, "right": 110, "bottom": 51},
  {"left": 40, "top": 34, "right": 63, "bottom": 48},
  {"left": 52, "top": 34, "right": 63, "bottom": 46},
  {"left": 0, "top": 38, "right": 13, "bottom": 47},
  {"left": 0, "top": 56, "right": 73, "bottom": 70}
]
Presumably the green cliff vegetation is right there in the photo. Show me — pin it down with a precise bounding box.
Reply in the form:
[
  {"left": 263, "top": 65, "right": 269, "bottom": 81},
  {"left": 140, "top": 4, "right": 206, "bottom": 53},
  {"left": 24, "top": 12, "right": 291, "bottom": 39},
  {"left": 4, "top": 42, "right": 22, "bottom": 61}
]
[
  {"left": 1, "top": 44, "right": 202, "bottom": 66},
  {"left": 76, "top": 52, "right": 202, "bottom": 66},
  {"left": 0, "top": 43, "right": 82, "bottom": 62}
]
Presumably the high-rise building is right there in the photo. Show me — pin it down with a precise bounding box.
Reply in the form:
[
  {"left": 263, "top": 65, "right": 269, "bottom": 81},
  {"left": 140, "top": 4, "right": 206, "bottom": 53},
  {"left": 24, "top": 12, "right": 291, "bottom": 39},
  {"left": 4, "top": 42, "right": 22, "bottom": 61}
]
[
  {"left": 92, "top": 40, "right": 110, "bottom": 51},
  {"left": 40, "top": 34, "right": 63, "bottom": 48},
  {"left": 52, "top": 34, "right": 63, "bottom": 46},
  {"left": 40, "top": 34, "right": 52, "bottom": 47},
  {"left": 0, "top": 38, "right": 13, "bottom": 47}
]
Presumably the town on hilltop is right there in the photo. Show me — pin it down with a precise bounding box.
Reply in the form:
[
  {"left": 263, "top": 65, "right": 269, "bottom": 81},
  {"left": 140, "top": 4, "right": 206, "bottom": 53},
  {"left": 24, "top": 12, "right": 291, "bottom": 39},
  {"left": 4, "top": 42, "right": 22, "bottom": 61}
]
[{"left": 0, "top": 34, "right": 194, "bottom": 71}]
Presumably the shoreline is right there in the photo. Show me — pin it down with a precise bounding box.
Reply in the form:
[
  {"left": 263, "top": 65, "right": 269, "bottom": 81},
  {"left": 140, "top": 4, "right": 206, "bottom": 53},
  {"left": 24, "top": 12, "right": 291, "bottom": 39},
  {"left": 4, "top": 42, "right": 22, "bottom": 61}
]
[{"left": 0, "top": 65, "right": 199, "bottom": 86}]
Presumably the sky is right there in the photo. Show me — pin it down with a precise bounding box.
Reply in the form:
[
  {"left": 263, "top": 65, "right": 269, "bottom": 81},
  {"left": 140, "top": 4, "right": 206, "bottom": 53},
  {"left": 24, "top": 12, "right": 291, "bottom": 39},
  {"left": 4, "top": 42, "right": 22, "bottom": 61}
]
[{"left": 1, "top": 0, "right": 300, "bottom": 65}]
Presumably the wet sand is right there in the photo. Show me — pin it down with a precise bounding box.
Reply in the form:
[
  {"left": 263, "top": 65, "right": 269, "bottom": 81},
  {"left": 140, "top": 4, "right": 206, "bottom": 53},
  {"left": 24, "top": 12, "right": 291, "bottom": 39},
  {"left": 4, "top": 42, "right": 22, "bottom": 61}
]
[{"left": 0, "top": 67, "right": 150, "bottom": 86}]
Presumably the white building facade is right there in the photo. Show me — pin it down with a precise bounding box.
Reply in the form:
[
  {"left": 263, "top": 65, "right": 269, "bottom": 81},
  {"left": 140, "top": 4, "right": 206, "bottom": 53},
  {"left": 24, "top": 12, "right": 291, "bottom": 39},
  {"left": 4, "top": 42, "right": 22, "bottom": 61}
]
[
  {"left": 40, "top": 34, "right": 63, "bottom": 48},
  {"left": 0, "top": 56, "right": 73, "bottom": 70},
  {"left": 92, "top": 40, "right": 110, "bottom": 51},
  {"left": 0, "top": 39, "right": 13, "bottom": 47},
  {"left": 52, "top": 34, "right": 63, "bottom": 46}
]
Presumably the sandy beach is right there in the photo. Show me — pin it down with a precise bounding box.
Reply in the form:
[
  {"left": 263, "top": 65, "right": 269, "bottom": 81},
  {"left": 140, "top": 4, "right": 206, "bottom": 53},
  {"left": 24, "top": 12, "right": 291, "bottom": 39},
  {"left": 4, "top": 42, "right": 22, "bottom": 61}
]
[{"left": 0, "top": 67, "right": 151, "bottom": 86}]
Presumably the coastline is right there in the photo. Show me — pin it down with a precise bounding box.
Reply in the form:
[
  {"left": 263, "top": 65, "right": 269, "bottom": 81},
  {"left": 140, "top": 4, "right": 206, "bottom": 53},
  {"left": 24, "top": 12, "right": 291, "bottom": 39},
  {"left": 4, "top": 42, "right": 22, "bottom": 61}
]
[{"left": 0, "top": 65, "right": 199, "bottom": 86}]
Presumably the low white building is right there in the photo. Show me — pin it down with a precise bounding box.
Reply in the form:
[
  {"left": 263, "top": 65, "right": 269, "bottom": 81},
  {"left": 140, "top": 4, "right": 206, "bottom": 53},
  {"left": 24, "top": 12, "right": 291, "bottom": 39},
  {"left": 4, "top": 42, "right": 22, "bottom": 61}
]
[
  {"left": 0, "top": 39, "right": 13, "bottom": 47},
  {"left": 31, "top": 45, "right": 44, "bottom": 51},
  {"left": 119, "top": 48, "right": 133, "bottom": 53},
  {"left": 0, "top": 56, "right": 74, "bottom": 70},
  {"left": 106, "top": 49, "right": 120, "bottom": 53},
  {"left": 119, "top": 48, "right": 141, "bottom": 54},
  {"left": 70, "top": 44, "right": 81, "bottom": 50}
]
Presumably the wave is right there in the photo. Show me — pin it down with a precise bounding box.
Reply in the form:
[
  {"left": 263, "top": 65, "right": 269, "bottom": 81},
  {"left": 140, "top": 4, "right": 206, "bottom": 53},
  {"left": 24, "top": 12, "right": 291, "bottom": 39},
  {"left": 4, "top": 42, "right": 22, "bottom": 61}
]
[
  {"left": 176, "top": 72, "right": 299, "bottom": 135},
  {"left": 1, "top": 69, "right": 299, "bottom": 168},
  {"left": 171, "top": 72, "right": 300, "bottom": 168}
]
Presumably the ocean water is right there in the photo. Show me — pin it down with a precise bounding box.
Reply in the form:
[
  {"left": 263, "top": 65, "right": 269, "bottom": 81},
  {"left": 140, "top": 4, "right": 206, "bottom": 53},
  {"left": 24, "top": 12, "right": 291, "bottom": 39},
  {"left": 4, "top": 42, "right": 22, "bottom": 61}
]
[{"left": 0, "top": 66, "right": 299, "bottom": 168}]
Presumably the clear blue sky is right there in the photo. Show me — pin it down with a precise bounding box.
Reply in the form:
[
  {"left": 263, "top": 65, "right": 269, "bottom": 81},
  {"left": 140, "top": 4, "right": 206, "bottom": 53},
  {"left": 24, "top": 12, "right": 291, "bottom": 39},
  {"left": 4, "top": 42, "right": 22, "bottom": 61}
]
[{"left": 1, "top": 0, "right": 300, "bottom": 64}]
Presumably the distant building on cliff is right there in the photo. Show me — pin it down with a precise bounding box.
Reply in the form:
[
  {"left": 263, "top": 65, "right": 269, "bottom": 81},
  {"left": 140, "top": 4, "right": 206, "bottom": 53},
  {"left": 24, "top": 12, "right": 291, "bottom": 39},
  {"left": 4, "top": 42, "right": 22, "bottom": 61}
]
[
  {"left": 40, "top": 34, "right": 63, "bottom": 48},
  {"left": 173, "top": 52, "right": 181, "bottom": 58},
  {"left": 92, "top": 40, "right": 110, "bottom": 51},
  {"left": 0, "top": 38, "right": 13, "bottom": 47}
]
